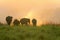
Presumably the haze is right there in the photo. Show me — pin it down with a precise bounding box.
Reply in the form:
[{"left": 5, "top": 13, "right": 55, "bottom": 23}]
[{"left": 0, "top": 0, "right": 60, "bottom": 25}]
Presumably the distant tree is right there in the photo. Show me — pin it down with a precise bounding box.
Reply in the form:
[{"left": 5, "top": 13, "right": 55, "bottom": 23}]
[
  {"left": 6, "top": 16, "right": 13, "bottom": 25},
  {"left": 20, "top": 18, "right": 30, "bottom": 26},
  {"left": 13, "top": 19, "right": 20, "bottom": 25},
  {"left": 32, "top": 19, "right": 37, "bottom": 26}
]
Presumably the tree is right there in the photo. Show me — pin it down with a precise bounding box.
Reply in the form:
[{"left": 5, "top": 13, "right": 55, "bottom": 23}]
[
  {"left": 32, "top": 19, "right": 37, "bottom": 26},
  {"left": 13, "top": 19, "right": 20, "bottom": 25},
  {"left": 6, "top": 16, "right": 13, "bottom": 25}
]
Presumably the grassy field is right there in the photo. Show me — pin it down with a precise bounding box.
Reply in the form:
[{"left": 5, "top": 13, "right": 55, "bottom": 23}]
[{"left": 0, "top": 24, "right": 60, "bottom": 40}]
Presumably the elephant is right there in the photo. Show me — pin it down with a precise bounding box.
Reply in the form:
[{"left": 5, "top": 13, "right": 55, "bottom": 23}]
[
  {"left": 20, "top": 18, "right": 30, "bottom": 26},
  {"left": 32, "top": 19, "right": 37, "bottom": 26},
  {"left": 13, "top": 19, "right": 20, "bottom": 26},
  {"left": 6, "top": 16, "right": 13, "bottom": 25}
]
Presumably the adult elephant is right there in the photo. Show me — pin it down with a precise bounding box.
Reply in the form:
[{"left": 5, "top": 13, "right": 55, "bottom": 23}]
[
  {"left": 32, "top": 19, "right": 37, "bottom": 26},
  {"left": 6, "top": 16, "right": 13, "bottom": 25},
  {"left": 20, "top": 18, "right": 30, "bottom": 26}
]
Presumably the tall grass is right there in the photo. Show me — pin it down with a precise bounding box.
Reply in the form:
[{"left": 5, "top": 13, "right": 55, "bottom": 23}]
[{"left": 0, "top": 25, "right": 60, "bottom": 40}]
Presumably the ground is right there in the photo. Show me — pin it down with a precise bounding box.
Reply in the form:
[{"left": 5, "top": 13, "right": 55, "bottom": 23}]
[{"left": 0, "top": 24, "right": 60, "bottom": 40}]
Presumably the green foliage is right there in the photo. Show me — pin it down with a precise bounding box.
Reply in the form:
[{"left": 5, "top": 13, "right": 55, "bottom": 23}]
[{"left": 0, "top": 25, "right": 60, "bottom": 40}]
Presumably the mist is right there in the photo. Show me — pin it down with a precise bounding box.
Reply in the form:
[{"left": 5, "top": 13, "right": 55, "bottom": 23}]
[{"left": 0, "top": 0, "right": 60, "bottom": 25}]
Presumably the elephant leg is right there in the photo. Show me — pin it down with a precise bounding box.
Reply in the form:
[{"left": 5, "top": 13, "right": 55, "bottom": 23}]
[
  {"left": 21, "top": 23, "right": 23, "bottom": 26},
  {"left": 25, "top": 23, "right": 28, "bottom": 26},
  {"left": 33, "top": 23, "right": 36, "bottom": 26},
  {"left": 22, "top": 24, "right": 23, "bottom": 26}
]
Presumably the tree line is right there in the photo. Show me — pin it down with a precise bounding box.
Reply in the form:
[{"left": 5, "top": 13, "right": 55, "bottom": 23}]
[{"left": 6, "top": 16, "right": 37, "bottom": 26}]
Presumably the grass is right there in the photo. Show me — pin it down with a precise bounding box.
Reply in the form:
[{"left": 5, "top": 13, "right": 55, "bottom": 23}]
[{"left": 0, "top": 24, "right": 60, "bottom": 40}]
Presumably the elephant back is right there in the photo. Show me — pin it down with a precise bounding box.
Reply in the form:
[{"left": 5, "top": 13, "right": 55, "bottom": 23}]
[
  {"left": 20, "top": 18, "right": 30, "bottom": 25},
  {"left": 20, "top": 18, "right": 27, "bottom": 23}
]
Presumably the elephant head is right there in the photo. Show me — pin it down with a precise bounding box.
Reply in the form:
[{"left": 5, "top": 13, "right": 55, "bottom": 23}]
[{"left": 32, "top": 19, "right": 37, "bottom": 26}]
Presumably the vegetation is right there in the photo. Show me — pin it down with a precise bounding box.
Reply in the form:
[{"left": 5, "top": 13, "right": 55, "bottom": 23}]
[
  {"left": 0, "top": 24, "right": 60, "bottom": 40},
  {"left": 0, "top": 16, "right": 59, "bottom": 40}
]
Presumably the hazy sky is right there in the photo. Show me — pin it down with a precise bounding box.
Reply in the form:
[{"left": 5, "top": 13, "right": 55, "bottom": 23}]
[{"left": 0, "top": 0, "right": 60, "bottom": 25}]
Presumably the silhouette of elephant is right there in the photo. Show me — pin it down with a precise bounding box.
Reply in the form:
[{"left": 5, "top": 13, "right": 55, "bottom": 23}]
[
  {"left": 20, "top": 18, "right": 30, "bottom": 26},
  {"left": 32, "top": 19, "right": 37, "bottom": 26},
  {"left": 6, "top": 16, "right": 13, "bottom": 25}
]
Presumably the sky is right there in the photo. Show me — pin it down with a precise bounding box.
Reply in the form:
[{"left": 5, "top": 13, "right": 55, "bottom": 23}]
[{"left": 0, "top": 0, "right": 60, "bottom": 25}]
